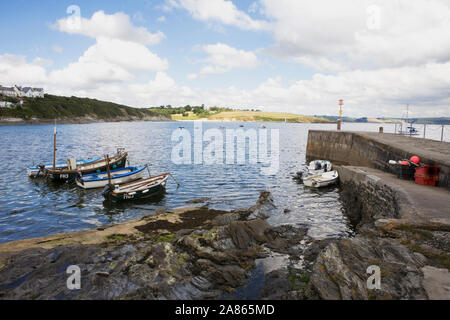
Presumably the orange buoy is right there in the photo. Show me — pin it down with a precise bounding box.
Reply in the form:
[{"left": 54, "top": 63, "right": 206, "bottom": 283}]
[{"left": 410, "top": 156, "right": 420, "bottom": 164}]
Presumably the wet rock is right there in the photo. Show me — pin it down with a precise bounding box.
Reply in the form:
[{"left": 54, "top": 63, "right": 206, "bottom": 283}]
[
  {"left": 421, "top": 266, "right": 450, "bottom": 299},
  {"left": 248, "top": 191, "right": 277, "bottom": 219},
  {"left": 303, "top": 238, "right": 340, "bottom": 263},
  {"left": 211, "top": 212, "right": 240, "bottom": 226},
  {"left": 259, "top": 269, "right": 292, "bottom": 300},
  {"left": 0, "top": 194, "right": 312, "bottom": 300},
  {"left": 186, "top": 197, "right": 210, "bottom": 204},
  {"left": 264, "top": 225, "right": 308, "bottom": 254},
  {"left": 227, "top": 219, "right": 272, "bottom": 249},
  {"left": 307, "top": 236, "right": 429, "bottom": 300},
  {"left": 154, "top": 208, "right": 167, "bottom": 215}
]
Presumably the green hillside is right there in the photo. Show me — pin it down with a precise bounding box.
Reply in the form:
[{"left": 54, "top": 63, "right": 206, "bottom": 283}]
[{"left": 0, "top": 94, "right": 170, "bottom": 121}]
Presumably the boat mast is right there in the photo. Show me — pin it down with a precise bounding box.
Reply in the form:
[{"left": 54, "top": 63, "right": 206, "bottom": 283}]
[
  {"left": 106, "top": 154, "right": 112, "bottom": 186},
  {"left": 406, "top": 104, "right": 409, "bottom": 123},
  {"left": 53, "top": 119, "right": 57, "bottom": 170}
]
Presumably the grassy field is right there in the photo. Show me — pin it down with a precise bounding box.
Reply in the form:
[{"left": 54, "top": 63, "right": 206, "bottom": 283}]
[{"left": 172, "top": 110, "right": 331, "bottom": 123}]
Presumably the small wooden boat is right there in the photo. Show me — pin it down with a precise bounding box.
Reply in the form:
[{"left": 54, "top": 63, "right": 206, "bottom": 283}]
[
  {"left": 102, "top": 173, "right": 170, "bottom": 202},
  {"left": 27, "top": 157, "right": 101, "bottom": 177},
  {"left": 76, "top": 165, "right": 147, "bottom": 189},
  {"left": 303, "top": 170, "right": 339, "bottom": 188},
  {"left": 46, "top": 151, "right": 128, "bottom": 182}
]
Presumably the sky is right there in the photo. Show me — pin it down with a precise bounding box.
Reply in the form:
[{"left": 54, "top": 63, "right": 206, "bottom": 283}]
[{"left": 0, "top": 0, "right": 449, "bottom": 118}]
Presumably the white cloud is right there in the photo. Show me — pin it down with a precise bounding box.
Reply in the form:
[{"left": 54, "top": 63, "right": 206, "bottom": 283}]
[
  {"left": 187, "top": 73, "right": 198, "bottom": 80},
  {"left": 54, "top": 10, "right": 165, "bottom": 45},
  {"left": 1, "top": 4, "right": 449, "bottom": 119},
  {"left": 0, "top": 54, "right": 47, "bottom": 85},
  {"left": 260, "top": 0, "right": 450, "bottom": 70},
  {"left": 166, "top": 0, "right": 269, "bottom": 30},
  {"left": 199, "top": 43, "right": 260, "bottom": 74},
  {"left": 47, "top": 38, "right": 168, "bottom": 89},
  {"left": 45, "top": 62, "right": 450, "bottom": 118},
  {"left": 49, "top": 59, "right": 133, "bottom": 90},
  {"left": 43, "top": 11, "right": 169, "bottom": 90},
  {"left": 157, "top": 16, "right": 166, "bottom": 22},
  {"left": 81, "top": 37, "right": 168, "bottom": 72},
  {"left": 32, "top": 57, "right": 53, "bottom": 68}
]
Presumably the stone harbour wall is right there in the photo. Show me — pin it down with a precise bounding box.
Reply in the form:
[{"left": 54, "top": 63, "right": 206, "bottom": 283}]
[
  {"left": 337, "top": 166, "right": 399, "bottom": 228},
  {"left": 306, "top": 130, "right": 450, "bottom": 189}
]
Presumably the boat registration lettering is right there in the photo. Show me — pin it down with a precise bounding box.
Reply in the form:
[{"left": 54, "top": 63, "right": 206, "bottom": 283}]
[
  {"left": 123, "top": 194, "right": 134, "bottom": 199},
  {"left": 61, "top": 174, "right": 69, "bottom": 179}
]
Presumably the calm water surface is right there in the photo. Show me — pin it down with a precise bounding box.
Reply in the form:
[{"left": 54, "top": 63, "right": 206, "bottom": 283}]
[{"left": 0, "top": 121, "right": 448, "bottom": 244}]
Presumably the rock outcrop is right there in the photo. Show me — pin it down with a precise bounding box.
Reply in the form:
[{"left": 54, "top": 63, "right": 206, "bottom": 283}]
[{"left": 0, "top": 193, "right": 308, "bottom": 300}]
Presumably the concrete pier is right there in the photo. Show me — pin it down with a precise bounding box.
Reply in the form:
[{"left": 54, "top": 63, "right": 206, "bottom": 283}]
[
  {"left": 306, "top": 130, "right": 450, "bottom": 189},
  {"left": 305, "top": 130, "right": 450, "bottom": 300}
]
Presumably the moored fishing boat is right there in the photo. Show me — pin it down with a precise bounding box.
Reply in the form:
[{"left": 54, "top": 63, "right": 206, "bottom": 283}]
[
  {"left": 47, "top": 150, "right": 128, "bottom": 182},
  {"left": 303, "top": 170, "right": 339, "bottom": 188},
  {"left": 293, "top": 160, "right": 332, "bottom": 181},
  {"left": 27, "top": 158, "right": 101, "bottom": 177},
  {"left": 102, "top": 173, "right": 170, "bottom": 201},
  {"left": 76, "top": 165, "right": 147, "bottom": 189}
]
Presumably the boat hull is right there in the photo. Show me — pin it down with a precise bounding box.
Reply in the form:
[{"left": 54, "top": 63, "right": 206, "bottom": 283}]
[
  {"left": 76, "top": 166, "right": 146, "bottom": 189},
  {"left": 303, "top": 171, "right": 339, "bottom": 188},
  {"left": 104, "top": 174, "right": 169, "bottom": 202},
  {"left": 110, "top": 181, "right": 167, "bottom": 202},
  {"left": 27, "top": 158, "right": 101, "bottom": 177},
  {"left": 48, "top": 154, "right": 127, "bottom": 182}
]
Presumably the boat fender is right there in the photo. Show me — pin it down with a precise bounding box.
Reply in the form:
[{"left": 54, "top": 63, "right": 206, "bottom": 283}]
[{"left": 410, "top": 156, "right": 420, "bottom": 165}]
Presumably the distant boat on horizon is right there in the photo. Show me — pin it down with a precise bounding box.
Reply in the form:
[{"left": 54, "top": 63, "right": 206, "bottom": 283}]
[{"left": 397, "top": 104, "right": 419, "bottom": 136}]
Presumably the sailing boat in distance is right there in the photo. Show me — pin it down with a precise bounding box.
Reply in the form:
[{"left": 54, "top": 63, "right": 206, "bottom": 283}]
[{"left": 397, "top": 104, "right": 419, "bottom": 136}]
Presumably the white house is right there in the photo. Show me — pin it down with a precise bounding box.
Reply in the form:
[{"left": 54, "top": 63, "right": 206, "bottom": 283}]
[
  {"left": 0, "top": 85, "right": 44, "bottom": 98},
  {"left": 0, "top": 86, "right": 17, "bottom": 97},
  {"left": 0, "top": 101, "right": 14, "bottom": 108}
]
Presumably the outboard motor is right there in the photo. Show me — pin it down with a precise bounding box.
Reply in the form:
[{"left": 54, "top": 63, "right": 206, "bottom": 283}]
[
  {"left": 102, "top": 184, "right": 114, "bottom": 200},
  {"left": 35, "top": 164, "right": 46, "bottom": 177}
]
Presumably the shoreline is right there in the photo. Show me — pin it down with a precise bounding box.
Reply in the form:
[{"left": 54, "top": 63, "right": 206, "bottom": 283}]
[
  {"left": 0, "top": 116, "right": 173, "bottom": 126},
  {"left": 0, "top": 117, "right": 416, "bottom": 126}
]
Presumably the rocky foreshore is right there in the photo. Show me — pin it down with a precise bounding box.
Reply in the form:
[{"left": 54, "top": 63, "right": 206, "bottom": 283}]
[{"left": 0, "top": 188, "right": 449, "bottom": 300}]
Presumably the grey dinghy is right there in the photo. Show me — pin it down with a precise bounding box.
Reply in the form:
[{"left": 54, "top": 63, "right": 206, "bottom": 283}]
[
  {"left": 76, "top": 165, "right": 147, "bottom": 189},
  {"left": 303, "top": 170, "right": 339, "bottom": 188}
]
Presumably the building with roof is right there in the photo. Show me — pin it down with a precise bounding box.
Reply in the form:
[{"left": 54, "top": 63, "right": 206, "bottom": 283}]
[{"left": 0, "top": 85, "right": 44, "bottom": 98}]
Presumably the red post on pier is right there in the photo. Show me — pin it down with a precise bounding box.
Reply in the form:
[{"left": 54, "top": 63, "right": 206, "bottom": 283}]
[{"left": 337, "top": 99, "right": 344, "bottom": 131}]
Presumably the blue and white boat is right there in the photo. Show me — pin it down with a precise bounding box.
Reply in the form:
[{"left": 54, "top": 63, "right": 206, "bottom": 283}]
[
  {"left": 27, "top": 158, "right": 101, "bottom": 177},
  {"left": 76, "top": 165, "right": 147, "bottom": 189}
]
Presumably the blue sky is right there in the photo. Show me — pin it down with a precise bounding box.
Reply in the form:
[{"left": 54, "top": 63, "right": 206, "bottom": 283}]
[
  {"left": 0, "top": 0, "right": 449, "bottom": 117},
  {"left": 1, "top": 0, "right": 311, "bottom": 89}
]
